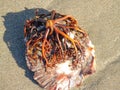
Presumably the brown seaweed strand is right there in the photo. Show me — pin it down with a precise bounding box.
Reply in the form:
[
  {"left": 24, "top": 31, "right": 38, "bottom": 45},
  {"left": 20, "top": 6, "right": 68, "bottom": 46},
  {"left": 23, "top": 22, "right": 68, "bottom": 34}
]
[
  {"left": 56, "top": 33, "right": 63, "bottom": 52},
  {"left": 54, "top": 26, "right": 78, "bottom": 54},
  {"left": 42, "top": 28, "right": 51, "bottom": 67}
]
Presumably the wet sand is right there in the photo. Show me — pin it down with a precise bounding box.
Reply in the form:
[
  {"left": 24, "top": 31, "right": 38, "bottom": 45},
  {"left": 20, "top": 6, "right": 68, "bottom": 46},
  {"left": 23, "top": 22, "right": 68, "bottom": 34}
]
[{"left": 0, "top": 0, "right": 120, "bottom": 90}]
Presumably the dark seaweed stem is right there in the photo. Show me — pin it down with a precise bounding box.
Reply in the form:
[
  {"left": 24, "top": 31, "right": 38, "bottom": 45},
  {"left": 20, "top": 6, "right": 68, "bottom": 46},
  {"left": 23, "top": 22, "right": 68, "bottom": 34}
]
[
  {"left": 56, "top": 33, "right": 63, "bottom": 52},
  {"left": 24, "top": 10, "right": 87, "bottom": 69}
]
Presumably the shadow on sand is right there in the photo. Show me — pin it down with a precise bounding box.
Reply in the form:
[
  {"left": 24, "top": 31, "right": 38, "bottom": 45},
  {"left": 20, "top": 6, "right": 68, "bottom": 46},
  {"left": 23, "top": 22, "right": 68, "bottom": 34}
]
[{"left": 3, "top": 8, "right": 49, "bottom": 85}]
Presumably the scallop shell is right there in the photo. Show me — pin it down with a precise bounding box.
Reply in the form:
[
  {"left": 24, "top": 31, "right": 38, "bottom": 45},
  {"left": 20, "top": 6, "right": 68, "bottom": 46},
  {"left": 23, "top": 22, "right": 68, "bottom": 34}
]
[{"left": 24, "top": 10, "right": 95, "bottom": 90}]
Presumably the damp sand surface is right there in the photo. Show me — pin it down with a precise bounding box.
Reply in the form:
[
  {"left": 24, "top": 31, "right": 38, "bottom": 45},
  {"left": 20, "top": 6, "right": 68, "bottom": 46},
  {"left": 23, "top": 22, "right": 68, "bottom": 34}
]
[{"left": 0, "top": 0, "right": 120, "bottom": 90}]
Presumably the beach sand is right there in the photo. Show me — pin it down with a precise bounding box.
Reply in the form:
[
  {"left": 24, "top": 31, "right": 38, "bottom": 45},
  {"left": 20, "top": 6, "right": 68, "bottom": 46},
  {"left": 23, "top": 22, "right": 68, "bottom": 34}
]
[{"left": 0, "top": 0, "right": 120, "bottom": 90}]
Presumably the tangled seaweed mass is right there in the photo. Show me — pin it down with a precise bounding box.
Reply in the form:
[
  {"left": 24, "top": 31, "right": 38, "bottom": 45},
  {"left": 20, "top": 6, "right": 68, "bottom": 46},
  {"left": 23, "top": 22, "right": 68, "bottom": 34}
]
[{"left": 24, "top": 10, "right": 95, "bottom": 90}]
